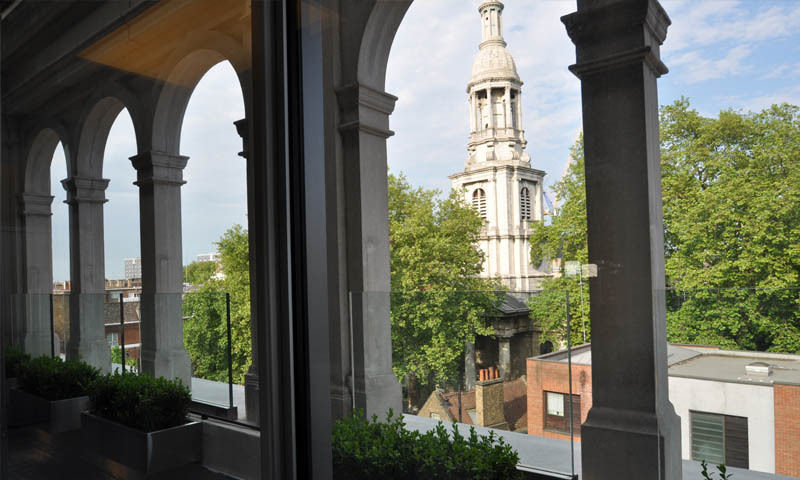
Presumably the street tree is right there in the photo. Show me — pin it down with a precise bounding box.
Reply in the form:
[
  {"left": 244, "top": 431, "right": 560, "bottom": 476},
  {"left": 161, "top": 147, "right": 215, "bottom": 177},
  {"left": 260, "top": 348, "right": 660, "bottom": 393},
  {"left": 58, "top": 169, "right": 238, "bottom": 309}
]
[{"left": 388, "top": 173, "right": 503, "bottom": 403}]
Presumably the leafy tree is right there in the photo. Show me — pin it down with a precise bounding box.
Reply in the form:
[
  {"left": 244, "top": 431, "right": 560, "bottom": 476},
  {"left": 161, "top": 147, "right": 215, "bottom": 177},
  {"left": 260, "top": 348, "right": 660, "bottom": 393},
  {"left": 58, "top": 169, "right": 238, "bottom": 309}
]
[
  {"left": 661, "top": 100, "right": 800, "bottom": 352},
  {"left": 527, "top": 138, "right": 591, "bottom": 347},
  {"left": 110, "top": 345, "right": 137, "bottom": 369},
  {"left": 183, "top": 261, "right": 217, "bottom": 285},
  {"left": 388, "top": 173, "right": 503, "bottom": 401},
  {"left": 183, "top": 224, "right": 252, "bottom": 383},
  {"left": 528, "top": 100, "right": 800, "bottom": 353}
]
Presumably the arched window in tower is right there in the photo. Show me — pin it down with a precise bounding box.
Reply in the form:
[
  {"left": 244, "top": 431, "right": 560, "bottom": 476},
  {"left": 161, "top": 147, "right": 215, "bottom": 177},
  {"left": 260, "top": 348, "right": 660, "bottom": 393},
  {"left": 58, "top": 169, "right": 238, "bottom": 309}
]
[
  {"left": 472, "top": 188, "right": 487, "bottom": 219},
  {"left": 520, "top": 187, "right": 531, "bottom": 221}
]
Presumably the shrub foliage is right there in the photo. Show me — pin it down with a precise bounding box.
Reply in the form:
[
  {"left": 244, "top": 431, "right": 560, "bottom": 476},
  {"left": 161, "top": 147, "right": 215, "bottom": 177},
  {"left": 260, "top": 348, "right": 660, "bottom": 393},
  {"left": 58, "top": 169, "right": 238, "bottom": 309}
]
[
  {"left": 88, "top": 372, "right": 191, "bottom": 432},
  {"left": 332, "top": 410, "right": 521, "bottom": 480},
  {"left": 17, "top": 356, "right": 99, "bottom": 401},
  {"left": 4, "top": 346, "right": 31, "bottom": 379}
]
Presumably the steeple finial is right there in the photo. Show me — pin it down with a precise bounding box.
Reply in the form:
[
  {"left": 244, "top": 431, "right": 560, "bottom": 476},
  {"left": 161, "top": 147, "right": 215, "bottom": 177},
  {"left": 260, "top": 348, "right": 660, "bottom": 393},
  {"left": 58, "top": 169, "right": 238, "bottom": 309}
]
[{"left": 479, "top": 1, "right": 506, "bottom": 47}]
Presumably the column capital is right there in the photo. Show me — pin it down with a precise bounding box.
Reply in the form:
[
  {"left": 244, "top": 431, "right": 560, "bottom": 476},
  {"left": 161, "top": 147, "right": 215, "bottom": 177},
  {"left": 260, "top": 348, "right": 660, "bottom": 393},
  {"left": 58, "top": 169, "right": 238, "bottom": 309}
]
[
  {"left": 130, "top": 151, "right": 189, "bottom": 187},
  {"left": 336, "top": 82, "right": 396, "bottom": 139},
  {"left": 562, "top": 0, "right": 670, "bottom": 78},
  {"left": 61, "top": 176, "right": 110, "bottom": 205},
  {"left": 18, "top": 192, "right": 54, "bottom": 216},
  {"left": 234, "top": 118, "right": 248, "bottom": 159}
]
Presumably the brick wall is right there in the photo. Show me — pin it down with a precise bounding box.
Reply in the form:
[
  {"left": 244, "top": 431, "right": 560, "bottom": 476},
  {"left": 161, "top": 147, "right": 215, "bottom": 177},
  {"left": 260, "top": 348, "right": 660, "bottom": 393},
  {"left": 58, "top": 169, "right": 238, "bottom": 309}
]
[
  {"left": 774, "top": 383, "right": 800, "bottom": 476},
  {"left": 527, "top": 358, "right": 592, "bottom": 441}
]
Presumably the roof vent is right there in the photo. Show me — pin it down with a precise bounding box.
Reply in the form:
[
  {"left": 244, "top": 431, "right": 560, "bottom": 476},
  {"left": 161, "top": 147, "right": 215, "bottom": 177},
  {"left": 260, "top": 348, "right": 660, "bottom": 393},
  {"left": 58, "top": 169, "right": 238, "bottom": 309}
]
[{"left": 745, "top": 361, "right": 772, "bottom": 376}]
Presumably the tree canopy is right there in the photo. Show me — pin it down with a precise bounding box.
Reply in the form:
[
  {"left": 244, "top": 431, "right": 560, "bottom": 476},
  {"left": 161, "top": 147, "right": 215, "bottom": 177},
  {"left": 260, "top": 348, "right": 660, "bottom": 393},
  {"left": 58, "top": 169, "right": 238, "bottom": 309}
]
[
  {"left": 182, "top": 224, "right": 252, "bottom": 383},
  {"left": 661, "top": 100, "right": 800, "bottom": 352},
  {"left": 528, "top": 99, "right": 800, "bottom": 353},
  {"left": 388, "top": 173, "right": 503, "bottom": 393},
  {"left": 526, "top": 138, "right": 590, "bottom": 348},
  {"left": 183, "top": 260, "right": 217, "bottom": 285}
]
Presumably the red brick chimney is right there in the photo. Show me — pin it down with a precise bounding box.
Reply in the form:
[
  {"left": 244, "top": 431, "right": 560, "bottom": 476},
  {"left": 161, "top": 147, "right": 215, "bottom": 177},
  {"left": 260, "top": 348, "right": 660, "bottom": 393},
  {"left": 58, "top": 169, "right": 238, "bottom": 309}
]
[{"left": 475, "top": 367, "right": 508, "bottom": 430}]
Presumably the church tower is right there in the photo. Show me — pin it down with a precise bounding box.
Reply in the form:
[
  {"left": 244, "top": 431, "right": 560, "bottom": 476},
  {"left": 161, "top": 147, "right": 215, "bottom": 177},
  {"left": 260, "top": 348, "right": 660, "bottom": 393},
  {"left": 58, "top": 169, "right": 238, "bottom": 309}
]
[{"left": 450, "top": 1, "right": 548, "bottom": 292}]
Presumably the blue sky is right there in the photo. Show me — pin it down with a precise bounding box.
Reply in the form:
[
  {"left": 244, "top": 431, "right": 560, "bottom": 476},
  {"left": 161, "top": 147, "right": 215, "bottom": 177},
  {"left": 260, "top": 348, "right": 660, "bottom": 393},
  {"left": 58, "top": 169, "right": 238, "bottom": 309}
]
[{"left": 49, "top": 0, "right": 800, "bottom": 282}]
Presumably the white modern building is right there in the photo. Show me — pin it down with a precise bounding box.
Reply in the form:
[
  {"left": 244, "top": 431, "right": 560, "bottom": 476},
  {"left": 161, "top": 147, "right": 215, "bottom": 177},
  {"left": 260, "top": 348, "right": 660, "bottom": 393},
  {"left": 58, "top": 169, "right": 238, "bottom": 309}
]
[
  {"left": 449, "top": 1, "right": 550, "bottom": 292},
  {"left": 529, "top": 344, "right": 800, "bottom": 476},
  {"left": 197, "top": 252, "right": 222, "bottom": 263},
  {"left": 123, "top": 257, "right": 142, "bottom": 281}
]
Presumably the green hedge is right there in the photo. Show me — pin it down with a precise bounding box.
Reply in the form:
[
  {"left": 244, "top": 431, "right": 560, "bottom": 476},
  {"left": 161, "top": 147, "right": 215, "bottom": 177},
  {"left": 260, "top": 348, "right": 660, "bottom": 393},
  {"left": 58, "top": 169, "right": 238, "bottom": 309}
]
[
  {"left": 333, "top": 410, "right": 521, "bottom": 480},
  {"left": 4, "top": 346, "right": 31, "bottom": 379},
  {"left": 17, "top": 356, "right": 100, "bottom": 401},
  {"left": 88, "top": 372, "right": 191, "bottom": 432}
]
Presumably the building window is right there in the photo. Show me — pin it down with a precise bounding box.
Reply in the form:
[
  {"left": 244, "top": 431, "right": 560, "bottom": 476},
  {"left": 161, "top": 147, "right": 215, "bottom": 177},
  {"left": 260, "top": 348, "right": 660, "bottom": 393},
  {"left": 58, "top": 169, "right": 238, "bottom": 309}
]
[
  {"left": 690, "top": 411, "right": 749, "bottom": 469},
  {"left": 472, "top": 188, "right": 487, "bottom": 219},
  {"left": 430, "top": 413, "right": 441, "bottom": 420},
  {"left": 544, "top": 391, "right": 581, "bottom": 434},
  {"left": 520, "top": 187, "right": 531, "bottom": 220},
  {"left": 107, "top": 332, "right": 119, "bottom": 347}
]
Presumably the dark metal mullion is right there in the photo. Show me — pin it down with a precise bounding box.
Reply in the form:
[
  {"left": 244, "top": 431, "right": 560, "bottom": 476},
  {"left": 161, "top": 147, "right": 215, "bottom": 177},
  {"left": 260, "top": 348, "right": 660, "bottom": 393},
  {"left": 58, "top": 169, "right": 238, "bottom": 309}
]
[
  {"left": 284, "top": 0, "right": 311, "bottom": 478},
  {"left": 0, "top": 19, "right": 6, "bottom": 478},
  {"left": 287, "top": 0, "right": 333, "bottom": 477},
  {"left": 252, "top": 1, "right": 297, "bottom": 478}
]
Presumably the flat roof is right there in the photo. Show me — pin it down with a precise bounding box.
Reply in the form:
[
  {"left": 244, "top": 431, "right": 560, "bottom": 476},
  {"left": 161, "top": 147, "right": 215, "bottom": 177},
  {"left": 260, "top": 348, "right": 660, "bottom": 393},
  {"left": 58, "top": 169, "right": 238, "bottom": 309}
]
[
  {"left": 669, "top": 351, "right": 800, "bottom": 386},
  {"left": 533, "top": 344, "right": 800, "bottom": 386}
]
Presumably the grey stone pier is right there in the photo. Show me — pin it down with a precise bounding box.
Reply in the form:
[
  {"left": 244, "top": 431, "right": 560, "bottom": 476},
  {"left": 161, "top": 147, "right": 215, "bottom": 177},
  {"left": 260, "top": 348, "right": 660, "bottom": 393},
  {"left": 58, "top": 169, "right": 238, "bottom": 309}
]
[
  {"left": 464, "top": 341, "right": 477, "bottom": 391},
  {"left": 235, "top": 117, "right": 260, "bottom": 424},
  {"left": 562, "top": 0, "right": 681, "bottom": 479},
  {"left": 63, "top": 177, "right": 111, "bottom": 372},
  {"left": 131, "top": 151, "right": 192, "bottom": 387},
  {"left": 336, "top": 83, "right": 403, "bottom": 417},
  {"left": 498, "top": 337, "right": 511, "bottom": 379},
  {"left": 18, "top": 193, "right": 56, "bottom": 357}
]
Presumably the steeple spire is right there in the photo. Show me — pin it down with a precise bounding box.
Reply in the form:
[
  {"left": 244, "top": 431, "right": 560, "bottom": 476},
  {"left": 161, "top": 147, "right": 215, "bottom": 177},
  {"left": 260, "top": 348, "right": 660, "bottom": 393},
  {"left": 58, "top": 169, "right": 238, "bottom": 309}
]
[{"left": 479, "top": 1, "right": 506, "bottom": 47}]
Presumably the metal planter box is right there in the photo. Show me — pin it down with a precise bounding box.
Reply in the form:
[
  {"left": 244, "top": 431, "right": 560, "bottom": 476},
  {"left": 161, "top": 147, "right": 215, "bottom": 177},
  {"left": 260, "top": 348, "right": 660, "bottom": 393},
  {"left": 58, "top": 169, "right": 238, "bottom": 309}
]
[
  {"left": 8, "top": 388, "right": 89, "bottom": 433},
  {"left": 81, "top": 412, "right": 202, "bottom": 474}
]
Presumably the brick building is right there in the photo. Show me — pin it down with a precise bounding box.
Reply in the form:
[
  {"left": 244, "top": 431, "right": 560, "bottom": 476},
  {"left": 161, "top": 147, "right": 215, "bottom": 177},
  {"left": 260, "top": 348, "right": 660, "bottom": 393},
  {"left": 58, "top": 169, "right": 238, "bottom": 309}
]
[
  {"left": 418, "top": 368, "right": 528, "bottom": 433},
  {"left": 527, "top": 344, "right": 800, "bottom": 476}
]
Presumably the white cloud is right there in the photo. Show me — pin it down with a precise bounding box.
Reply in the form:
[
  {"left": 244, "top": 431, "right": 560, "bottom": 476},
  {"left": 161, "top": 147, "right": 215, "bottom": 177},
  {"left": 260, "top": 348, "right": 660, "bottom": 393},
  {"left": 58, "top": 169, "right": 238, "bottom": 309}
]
[{"left": 670, "top": 44, "right": 753, "bottom": 84}]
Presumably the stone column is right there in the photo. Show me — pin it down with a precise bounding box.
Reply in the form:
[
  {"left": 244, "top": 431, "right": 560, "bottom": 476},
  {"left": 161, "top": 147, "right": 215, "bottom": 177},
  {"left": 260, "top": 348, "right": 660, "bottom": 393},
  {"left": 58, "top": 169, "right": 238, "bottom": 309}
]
[
  {"left": 488, "top": 87, "right": 496, "bottom": 131},
  {"left": 131, "top": 151, "right": 191, "bottom": 387},
  {"left": 516, "top": 90, "right": 523, "bottom": 132},
  {"left": 336, "top": 83, "right": 402, "bottom": 417},
  {"left": 498, "top": 336, "right": 511, "bottom": 379},
  {"left": 464, "top": 341, "right": 476, "bottom": 391},
  {"left": 18, "top": 193, "right": 55, "bottom": 357},
  {"left": 562, "top": 1, "right": 680, "bottom": 478},
  {"left": 469, "top": 94, "right": 477, "bottom": 133},
  {"left": 235, "top": 118, "right": 261, "bottom": 424},
  {"left": 63, "top": 177, "right": 111, "bottom": 372},
  {"left": 503, "top": 86, "right": 511, "bottom": 130}
]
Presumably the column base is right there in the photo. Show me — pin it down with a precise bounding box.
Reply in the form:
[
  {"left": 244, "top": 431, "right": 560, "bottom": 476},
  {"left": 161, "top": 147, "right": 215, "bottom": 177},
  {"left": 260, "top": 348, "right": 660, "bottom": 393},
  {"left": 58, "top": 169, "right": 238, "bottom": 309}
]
[
  {"left": 354, "top": 372, "right": 402, "bottom": 418},
  {"left": 330, "top": 382, "right": 352, "bottom": 421},
  {"left": 67, "top": 293, "right": 110, "bottom": 372},
  {"left": 67, "top": 337, "right": 111, "bottom": 373},
  {"left": 581, "top": 405, "right": 681, "bottom": 480},
  {"left": 141, "top": 347, "right": 191, "bottom": 388},
  {"left": 22, "top": 294, "right": 52, "bottom": 357},
  {"left": 244, "top": 370, "right": 259, "bottom": 424}
]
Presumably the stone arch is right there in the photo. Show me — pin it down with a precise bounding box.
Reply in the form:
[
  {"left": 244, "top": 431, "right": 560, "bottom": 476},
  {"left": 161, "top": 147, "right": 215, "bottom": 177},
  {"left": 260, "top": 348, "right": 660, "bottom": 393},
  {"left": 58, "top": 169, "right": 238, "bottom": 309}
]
[
  {"left": 151, "top": 30, "right": 250, "bottom": 155},
  {"left": 331, "top": 0, "right": 413, "bottom": 419},
  {"left": 74, "top": 96, "right": 131, "bottom": 178},
  {"left": 357, "top": 1, "right": 414, "bottom": 90},
  {"left": 24, "top": 127, "right": 65, "bottom": 195}
]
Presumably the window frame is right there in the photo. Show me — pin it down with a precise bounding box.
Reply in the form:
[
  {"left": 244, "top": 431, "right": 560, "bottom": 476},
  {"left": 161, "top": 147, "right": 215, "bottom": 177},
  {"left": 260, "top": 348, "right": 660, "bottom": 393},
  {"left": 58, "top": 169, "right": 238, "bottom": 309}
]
[
  {"left": 544, "top": 390, "right": 580, "bottom": 435},
  {"left": 690, "top": 410, "right": 749, "bottom": 469}
]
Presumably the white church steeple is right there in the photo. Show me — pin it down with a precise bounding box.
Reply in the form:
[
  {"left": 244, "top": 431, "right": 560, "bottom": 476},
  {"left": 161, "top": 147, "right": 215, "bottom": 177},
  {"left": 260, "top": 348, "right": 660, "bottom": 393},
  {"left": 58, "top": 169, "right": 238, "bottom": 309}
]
[{"left": 450, "top": 1, "right": 549, "bottom": 292}]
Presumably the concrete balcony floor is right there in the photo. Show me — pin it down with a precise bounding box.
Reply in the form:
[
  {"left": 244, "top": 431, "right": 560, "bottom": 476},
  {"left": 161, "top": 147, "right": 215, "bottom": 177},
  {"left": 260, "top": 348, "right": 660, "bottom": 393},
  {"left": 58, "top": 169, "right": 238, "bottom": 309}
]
[{"left": 8, "top": 424, "right": 234, "bottom": 479}]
